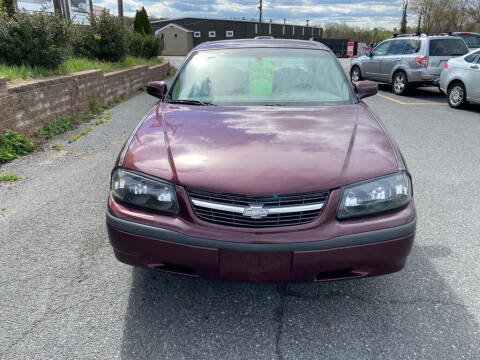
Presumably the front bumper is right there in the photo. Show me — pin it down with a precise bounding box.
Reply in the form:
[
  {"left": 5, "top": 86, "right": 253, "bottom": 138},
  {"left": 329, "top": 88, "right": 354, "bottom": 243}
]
[{"left": 107, "top": 212, "right": 416, "bottom": 283}]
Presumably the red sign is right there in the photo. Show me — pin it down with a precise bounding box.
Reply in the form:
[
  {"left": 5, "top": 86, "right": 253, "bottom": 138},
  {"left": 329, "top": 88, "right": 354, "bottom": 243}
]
[{"left": 347, "top": 41, "right": 355, "bottom": 56}]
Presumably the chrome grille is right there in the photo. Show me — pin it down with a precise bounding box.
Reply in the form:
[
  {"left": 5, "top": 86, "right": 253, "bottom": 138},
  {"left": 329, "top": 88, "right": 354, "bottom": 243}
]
[{"left": 187, "top": 188, "right": 329, "bottom": 228}]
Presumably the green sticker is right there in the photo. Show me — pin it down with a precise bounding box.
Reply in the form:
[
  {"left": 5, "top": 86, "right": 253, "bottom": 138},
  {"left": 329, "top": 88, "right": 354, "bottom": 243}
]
[{"left": 249, "top": 60, "right": 274, "bottom": 95}]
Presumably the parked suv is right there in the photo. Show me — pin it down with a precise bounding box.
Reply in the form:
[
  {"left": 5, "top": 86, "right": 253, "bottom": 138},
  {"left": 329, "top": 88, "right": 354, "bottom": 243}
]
[{"left": 350, "top": 34, "right": 469, "bottom": 95}]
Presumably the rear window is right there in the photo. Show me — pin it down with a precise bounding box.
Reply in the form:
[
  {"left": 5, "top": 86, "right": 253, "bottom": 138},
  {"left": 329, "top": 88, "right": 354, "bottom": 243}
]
[
  {"left": 458, "top": 33, "right": 480, "bottom": 48},
  {"left": 429, "top": 39, "right": 469, "bottom": 56}
]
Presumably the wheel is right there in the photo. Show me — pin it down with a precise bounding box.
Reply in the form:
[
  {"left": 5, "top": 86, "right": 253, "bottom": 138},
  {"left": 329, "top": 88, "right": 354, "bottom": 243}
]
[
  {"left": 447, "top": 82, "right": 467, "bottom": 109},
  {"left": 350, "top": 66, "right": 361, "bottom": 84},
  {"left": 392, "top": 71, "right": 409, "bottom": 95}
]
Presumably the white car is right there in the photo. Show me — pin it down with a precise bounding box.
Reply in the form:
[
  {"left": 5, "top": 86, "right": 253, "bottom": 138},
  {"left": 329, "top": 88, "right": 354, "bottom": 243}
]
[{"left": 440, "top": 50, "right": 480, "bottom": 108}]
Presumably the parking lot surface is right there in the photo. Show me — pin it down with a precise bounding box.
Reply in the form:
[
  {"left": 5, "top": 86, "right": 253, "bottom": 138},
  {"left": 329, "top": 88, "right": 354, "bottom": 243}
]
[{"left": 1, "top": 74, "right": 479, "bottom": 359}]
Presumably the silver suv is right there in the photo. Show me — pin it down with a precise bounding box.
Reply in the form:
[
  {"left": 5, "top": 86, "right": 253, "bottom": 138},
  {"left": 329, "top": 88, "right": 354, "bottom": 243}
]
[{"left": 350, "top": 34, "right": 469, "bottom": 95}]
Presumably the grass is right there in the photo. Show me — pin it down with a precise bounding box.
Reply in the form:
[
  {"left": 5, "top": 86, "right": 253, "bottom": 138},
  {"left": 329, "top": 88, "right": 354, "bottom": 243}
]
[
  {"left": 0, "top": 173, "right": 19, "bottom": 182},
  {"left": 0, "top": 56, "right": 163, "bottom": 82},
  {"left": 68, "top": 126, "right": 94, "bottom": 143},
  {"left": 95, "top": 112, "right": 112, "bottom": 125},
  {"left": 52, "top": 143, "right": 65, "bottom": 151}
]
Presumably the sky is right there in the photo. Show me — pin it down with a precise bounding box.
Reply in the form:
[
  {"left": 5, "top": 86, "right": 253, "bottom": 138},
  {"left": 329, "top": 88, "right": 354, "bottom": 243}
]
[{"left": 94, "top": 0, "right": 415, "bottom": 29}]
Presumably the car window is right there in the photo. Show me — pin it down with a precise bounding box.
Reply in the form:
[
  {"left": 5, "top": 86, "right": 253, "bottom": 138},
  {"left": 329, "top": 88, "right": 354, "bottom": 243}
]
[
  {"left": 429, "top": 39, "right": 469, "bottom": 56},
  {"left": 464, "top": 51, "right": 480, "bottom": 63},
  {"left": 387, "top": 41, "right": 405, "bottom": 55},
  {"left": 457, "top": 33, "right": 480, "bottom": 48},
  {"left": 168, "top": 48, "right": 355, "bottom": 106},
  {"left": 403, "top": 40, "right": 422, "bottom": 54},
  {"left": 388, "top": 40, "right": 421, "bottom": 55},
  {"left": 373, "top": 41, "right": 390, "bottom": 56}
]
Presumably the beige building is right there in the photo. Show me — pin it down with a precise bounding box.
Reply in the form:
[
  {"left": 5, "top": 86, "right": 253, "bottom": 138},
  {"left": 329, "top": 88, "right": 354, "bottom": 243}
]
[{"left": 155, "top": 23, "right": 194, "bottom": 56}]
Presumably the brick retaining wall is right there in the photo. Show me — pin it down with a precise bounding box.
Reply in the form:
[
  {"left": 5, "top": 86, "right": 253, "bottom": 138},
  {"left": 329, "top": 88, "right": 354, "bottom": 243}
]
[{"left": 0, "top": 62, "right": 170, "bottom": 137}]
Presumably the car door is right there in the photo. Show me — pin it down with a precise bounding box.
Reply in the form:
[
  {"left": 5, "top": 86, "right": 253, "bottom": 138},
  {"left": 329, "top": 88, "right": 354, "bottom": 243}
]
[
  {"left": 380, "top": 40, "right": 406, "bottom": 82},
  {"left": 363, "top": 41, "right": 390, "bottom": 81},
  {"left": 466, "top": 52, "right": 480, "bottom": 101}
]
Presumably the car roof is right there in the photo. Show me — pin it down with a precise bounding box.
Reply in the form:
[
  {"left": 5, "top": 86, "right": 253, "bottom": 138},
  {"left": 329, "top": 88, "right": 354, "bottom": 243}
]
[{"left": 194, "top": 38, "right": 330, "bottom": 51}]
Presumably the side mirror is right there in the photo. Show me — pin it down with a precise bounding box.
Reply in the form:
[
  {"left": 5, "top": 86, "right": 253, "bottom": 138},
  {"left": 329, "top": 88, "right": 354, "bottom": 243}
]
[
  {"left": 355, "top": 80, "right": 378, "bottom": 99},
  {"left": 366, "top": 50, "right": 373, "bottom": 57},
  {"left": 147, "top": 81, "right": 168, "bottom": 99}
]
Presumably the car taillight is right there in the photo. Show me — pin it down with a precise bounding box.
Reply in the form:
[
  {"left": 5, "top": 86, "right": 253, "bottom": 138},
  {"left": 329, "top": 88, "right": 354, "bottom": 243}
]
[
  {"left": 444, "top": 62, "right": 449, "bottom": 69},
  {"left": 416, "top": 56, "right": 429, "bottom": 68}
]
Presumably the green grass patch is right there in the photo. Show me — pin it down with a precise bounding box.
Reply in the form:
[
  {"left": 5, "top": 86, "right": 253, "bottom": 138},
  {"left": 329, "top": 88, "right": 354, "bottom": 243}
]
[
  {"left": 68, "top": 126, "right": 94, "bottom": 143},
  {"left": 0, "top": 173, "right": 19, "bottom": 182},
  {"left": 0, "top": 130, "right": 35, "bottom": 163},
  {"left": 95, "top": 112, "right": 112, "bottom": 125},
  {"left": 52, "top": 143, "right": 65, "bottom": 150},
  {"left": 90, "top": 100, "right": 109, "bottom": 114},
  {"left": 35, "top": 116, "right": 72, "bottom": 139},
  {"left": 0, "top": 56, "right": 163, "bottom": 82}
]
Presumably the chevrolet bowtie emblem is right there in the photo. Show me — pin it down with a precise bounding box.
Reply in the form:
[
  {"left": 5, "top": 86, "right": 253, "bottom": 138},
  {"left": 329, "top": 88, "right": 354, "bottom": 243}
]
[{"left": 243, "top": 204, "right": 269, "bottom": 219}]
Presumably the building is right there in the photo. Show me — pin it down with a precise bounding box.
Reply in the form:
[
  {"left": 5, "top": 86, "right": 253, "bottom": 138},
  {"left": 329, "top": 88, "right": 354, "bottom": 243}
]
[{"left": 152, "top": 17, "right": 323, "bottom": 56}]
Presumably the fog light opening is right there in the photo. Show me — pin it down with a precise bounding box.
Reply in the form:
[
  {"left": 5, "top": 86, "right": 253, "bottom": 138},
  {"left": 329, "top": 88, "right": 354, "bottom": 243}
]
[
  {"left": 151, "top": 262, "right": 197, "bottom": 277},
  {"left": 315, "top": 268, "right": 365, "bottom": 282}
]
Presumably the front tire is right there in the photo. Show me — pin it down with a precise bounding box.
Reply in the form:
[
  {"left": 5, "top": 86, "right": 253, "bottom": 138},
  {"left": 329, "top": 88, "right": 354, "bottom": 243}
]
[
  {"left": 351, "top": 66, "right": 361, "bottom": 84},
  {"left": 392, "top": 71, "right": 409, "bottom": 95},
  {"left": 447, "top": 82, "right": 467, "bottom": 109}
]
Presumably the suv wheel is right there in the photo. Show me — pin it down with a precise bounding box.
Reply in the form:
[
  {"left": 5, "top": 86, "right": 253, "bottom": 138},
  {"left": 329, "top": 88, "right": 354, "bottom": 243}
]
[
  {"left": 351, "top": 66, "right": 361, "bottom": 84},
  {"left": 392, "top": 71, "right": 409, "bottom": 95},
  {"left": 448, "top": 82, "right": 467, "bottom": 109}
]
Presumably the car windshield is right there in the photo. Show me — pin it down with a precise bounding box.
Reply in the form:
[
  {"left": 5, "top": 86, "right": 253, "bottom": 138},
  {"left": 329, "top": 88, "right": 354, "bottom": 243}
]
[
  {"left": 429, "top": 39, "right": 469, "bottom": 56},
  {"left": 458, "top": 33, "right": 480, "bottom": 48},
  {"left": 168, "top": 48, "right": 355, "bottom": 106}
]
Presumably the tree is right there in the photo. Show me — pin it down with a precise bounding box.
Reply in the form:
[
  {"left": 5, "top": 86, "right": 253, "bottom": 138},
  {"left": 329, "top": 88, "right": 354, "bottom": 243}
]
[
  {"left": 133, "top": 7, "right": 152, "bottom": 35},
  {"left": 401, "top": 0, "right": 409, "bottom": 33},
  {"left": 2, "top": 0, "right": 16, "bottom": 16}
]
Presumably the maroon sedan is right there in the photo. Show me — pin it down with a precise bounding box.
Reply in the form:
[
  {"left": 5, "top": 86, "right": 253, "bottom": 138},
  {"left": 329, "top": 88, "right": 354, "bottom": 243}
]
[{"left": 107, "top": 39, "right": 415, "bottom": 283}]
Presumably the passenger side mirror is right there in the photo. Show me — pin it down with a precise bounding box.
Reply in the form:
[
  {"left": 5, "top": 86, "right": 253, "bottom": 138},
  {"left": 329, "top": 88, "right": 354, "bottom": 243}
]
[
  {"left": 355, "top": 80, "right": 378, "bottom": 99},
  {"left": 147, "top": 81, "right": 168, "bottom": 100},
  {"left": 366, "top": 50, "right": 373, "bottom": 57}
]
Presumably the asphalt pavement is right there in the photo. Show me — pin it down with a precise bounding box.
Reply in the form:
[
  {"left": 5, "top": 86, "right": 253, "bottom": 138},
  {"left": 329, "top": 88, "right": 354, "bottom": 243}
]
[{"left": 1, "top": 75, "right": 479, "bottom": 359}]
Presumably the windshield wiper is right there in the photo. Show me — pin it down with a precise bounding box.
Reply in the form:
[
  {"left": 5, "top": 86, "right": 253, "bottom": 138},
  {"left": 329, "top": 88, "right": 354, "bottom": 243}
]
[{"left": 167, "top": 99, "right": 216, "bottom": 106}]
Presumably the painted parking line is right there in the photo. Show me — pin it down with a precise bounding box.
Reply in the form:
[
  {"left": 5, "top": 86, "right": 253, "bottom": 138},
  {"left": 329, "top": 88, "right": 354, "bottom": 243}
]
[{"left": 376, "top": 93, "right": 448, "bottom": 106}]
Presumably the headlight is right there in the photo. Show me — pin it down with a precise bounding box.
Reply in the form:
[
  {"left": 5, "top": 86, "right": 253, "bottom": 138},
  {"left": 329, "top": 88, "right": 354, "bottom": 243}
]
[
  {"left": 337, "top": 172, "right": 412, "bottom": 219},
  {"left": 111, "top": 168, "right": 179, "bottom": 215}
]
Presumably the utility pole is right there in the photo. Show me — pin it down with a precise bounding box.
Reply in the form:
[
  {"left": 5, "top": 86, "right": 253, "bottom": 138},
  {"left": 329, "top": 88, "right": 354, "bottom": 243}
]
[
  {"left": 118, "top": 0, "right": 124, "bottom": 23},
  {"left": 258, "top": 0, "right": 263, "bottom": 34},
  {"left": 306, "top": 19, "right": 309, "bottom": 27},
  {"left": 89, "top": 0, "right": 93, "bottom": 16}
]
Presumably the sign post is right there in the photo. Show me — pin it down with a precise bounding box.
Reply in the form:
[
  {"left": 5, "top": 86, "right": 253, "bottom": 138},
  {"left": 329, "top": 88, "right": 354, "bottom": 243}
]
[{"left": 347, "top": 41, "right": 355, "bottom": 69}]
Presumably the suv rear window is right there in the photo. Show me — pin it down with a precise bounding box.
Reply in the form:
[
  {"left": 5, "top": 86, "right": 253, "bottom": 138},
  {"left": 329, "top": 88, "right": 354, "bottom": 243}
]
[
  {"left": 457, "top": 33, "right": 480, "bottom": 48},
  {"left": 429, "top": 39, "right": 469, "bottom": 56}
]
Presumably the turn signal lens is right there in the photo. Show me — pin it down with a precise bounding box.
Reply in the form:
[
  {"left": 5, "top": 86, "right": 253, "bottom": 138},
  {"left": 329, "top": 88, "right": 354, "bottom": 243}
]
[{"left": 444, "top": 62, "right": 449, "bottom": 69}]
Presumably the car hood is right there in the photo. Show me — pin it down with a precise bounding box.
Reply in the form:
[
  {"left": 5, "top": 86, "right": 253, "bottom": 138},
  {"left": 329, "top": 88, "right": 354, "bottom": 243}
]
[{"left": 122, "top": 103, "right": 398, "bottom": 196}]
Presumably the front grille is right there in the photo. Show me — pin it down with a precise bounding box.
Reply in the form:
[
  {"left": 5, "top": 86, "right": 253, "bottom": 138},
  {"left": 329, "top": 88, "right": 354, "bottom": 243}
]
[{"left": 187, "top": 188, "right": 329, "bottom": 228}]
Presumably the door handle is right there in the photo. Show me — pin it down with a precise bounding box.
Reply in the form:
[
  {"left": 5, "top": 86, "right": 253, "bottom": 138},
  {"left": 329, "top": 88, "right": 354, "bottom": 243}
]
[
  {"left": 395, "top": 58, "right": 401, "bottom": 61},
  {"left": 471, "top": 65, "right": 479, "bottom": 70}
]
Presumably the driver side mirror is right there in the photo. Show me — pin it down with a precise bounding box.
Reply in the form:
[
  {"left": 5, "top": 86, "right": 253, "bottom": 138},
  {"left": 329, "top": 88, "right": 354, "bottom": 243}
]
[
  {"left": 355, "top": 80, "right": 378, "bottom": 99},
  {"left": 366, "top": 50, "right": 373, "bottom": 57},
  {"left": 147, "top": 81, "right": 168, "bottom": 100}
]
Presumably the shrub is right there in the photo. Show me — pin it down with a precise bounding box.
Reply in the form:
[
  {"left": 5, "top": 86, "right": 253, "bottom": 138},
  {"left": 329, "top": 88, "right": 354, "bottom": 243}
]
[
  {"left": 72, "top": 12, "right": 127, "bottom": 62},
  {"left": 133, "top": 7, "right": 152, "bottom": 35},
  {"left": 0, "top": 130, "right": 35, "bottom": 163},
  {"left": 35, "top": 116, "right": 72, "bottom": 139},
  {"left": 0, "top": 12, "right": 70, "bottom": 68},
  {"left": 127, "top": 32, "right": 163, "bottom": 59},
  {"left": 2, "top": 0, "right": 15, "bottom": 17}
]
